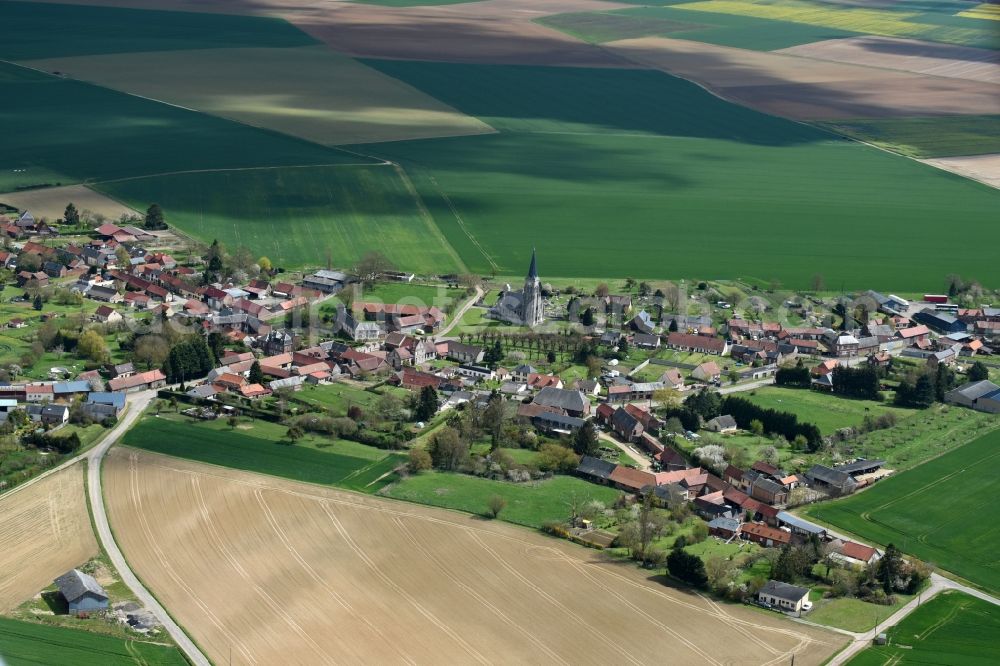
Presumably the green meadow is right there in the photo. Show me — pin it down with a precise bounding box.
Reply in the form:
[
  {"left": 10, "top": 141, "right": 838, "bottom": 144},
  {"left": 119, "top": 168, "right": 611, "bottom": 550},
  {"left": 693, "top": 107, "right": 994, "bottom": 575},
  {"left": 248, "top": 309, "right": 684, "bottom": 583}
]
[
  {"left": 802, "top": 429, "right": 1000, "bottom": 595},
  {"left": 744, "top": 387, "right": 914, "bottom": 435},
  {"left": 123, "top": 415, "right": 404, "bottom": 493},
  {"left": 98, "top": 165, "right": 464, "bottom": 272},
  {"left": 0, "top": 0, "right": 316, "bottom": 60},
  {"left": 0, "top": 62, "right": 356, "bottom": 193},
  {"left": 847, "top": 591, "right": 1000, "bottom": 666},
  {"left": 360, "top": 61, "right": 1000, "bottom": 289},
  {"left": 0, "top": 616, "right": 188, "bottom": 666}
]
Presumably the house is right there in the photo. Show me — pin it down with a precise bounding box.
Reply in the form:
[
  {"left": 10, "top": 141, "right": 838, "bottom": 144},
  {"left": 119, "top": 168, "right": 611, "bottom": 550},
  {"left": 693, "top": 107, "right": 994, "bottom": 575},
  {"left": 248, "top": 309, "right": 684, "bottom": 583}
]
[
  {"left": 26, "top": 403, "right": 69, "bottom": 425},
  {"left": 576, "top": 455, "right": 617, "bottom": 484},
  {"left": 526, "top": 373, "right": 563, "bottom": 390},
  {"left": 704, "top": 414, "right": 737, "bottom": 433},
  {"left": 741, "top": 522, "right": 792, "bottom": 548},
  {"left": 108, "top": 369, "right": 167, "bottom": 393},
  {"left": 610, "top": 407, "right": 643, "bottom": 441},
  {"left": 630, "top": 310, "right": 656, "bottom": 334},
  {"left": 624, "top": 403, "right": 660, "bottom": 434},
  {"left": 896, "top": 324, "right": 931, "bottom": 345},
  {"left": 758, "top": 580, "right": 810, "bottom": 614},
  {"left": 532, "top": 387, "right": 590, "bottom": 417},
  {"left": 691, "top": 362, "right": 721, "bottom": 383},
  {"left": 93, "top": 305, "right": 123, "bottom": 325},
  {"left": 659, "top": 368, "right": 684, "bottom": 390},
  {"left": 633, "top": 333, "right": 661, "bottom": 349},
  {"left": 7, "top": 317, "right": 27, "bottom": 329},
  {"left": 25, "top": 384, "right": 54, "bottom": 402},
  {"left": 511, "top": 364, "right": 537, "bottom": 382},
  {"left": 390, "top": 368, "right": 444, "bottom": 391},
  {"left": 455, "top": 364, "right": 495, "bottom": 381},
  {"left": 749, "top": 476, "right": 788, "bottom": 506},
  {"left": 944, "top": 380, "right": 1000, "bottom": 414},
  {"left": 666, "top": 332, "right": 729, "bottom": 355},
  {"left": 833, "top": 541, "right": 881, "bottom": 567},
  {"left": 573, "top": 379, "right": 601, "bottom": 397},
  {"left": 54, "top": 569, "right": 109, "bottom": 616},
  {"left": 445, "top": 341, "right": 485, "bottom": 364},
  {"left": 85, "top": 391, "right": 126, "bottom": 416},
  {"left": 88, "top": 285, "right": 123, "bottom": 303},
  {"left": 708, "top": 516, "right": 741, "bottom": 540}
]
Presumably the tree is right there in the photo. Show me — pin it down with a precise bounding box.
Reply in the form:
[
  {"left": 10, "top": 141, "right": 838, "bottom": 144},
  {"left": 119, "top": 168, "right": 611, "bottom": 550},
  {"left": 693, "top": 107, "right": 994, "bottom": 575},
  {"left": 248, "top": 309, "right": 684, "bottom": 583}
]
[
  {"left": 638, "top": 282, "right": 651, "bottom": 298},
  {"left": 414, "top": 385, "right": 439, "bottom": 422},
  {"left": 426, "top": 427, "right": 469, "bottom": 471},
  {"left": 666, "top": 549, "right": 708, "bottom": 588},
  {"left": 227, "top": 415, "right": 239, "bottom": 430},
  {"left": 481, "top": 395, "right": 507, "bottom": 451},
  {"left": 286, "top": 424, "right": 304, "bottom": 443},
  {"left": 77, "top": 329, "right": 109, "bottom": 363},
  {"left": 32, "top": 294, "right": 43, "bottom": 311},
  {"left": 749, "top": 419, "right": 764, "bottom": 436},
  {"left": 258, "top": 256, "right": 272, "bottom": 273},
  {"left": 581, "top": 307, "right": 595, "bottom": 327},
  {"left": 206, "top": 239, "right": 224, "bottom": 275},
  {"left": 810, "top": 274, "right": 825, "bottom": 292},
  {"left": 144, "top": 203, "right": 166, "bottom": 230},
  {"left": 572, "top": 420, "right": 599, "bottom": 456},
  {"left": 248, "top": 360, "right": 264, "bottom": 385},
  {"left": 483, "top": 340, "right": 503, "bottom": 367},
  {"left": 663, "top": 284, "right": 681, "bottom": 313},
  {"left": 585, "top": 355, "right": 602, "bottom": 379},
  {"left": 114, "top": 244, "right": 131, "bottom": 269},
  {"left": 133, "top": 334, "right": 170, "bottom": 370},
  {"left": 407, "top": 448, "right": 432, "bottom": 473},
  {"left": 355, "top": 251, "right": 395, "bottom": 284},
  {"left": 486, "top": 494, "right": 508, "bottom": 519},
  {"left": 968, "top": 361, "right": 989, "bottom": 383},
  {"left": 546, "top": 350, "right": 556, "bottom": 363},
  {"left": 668, "top": 318, "right": 678, "bottom": 332},
  {"left": 536, "top": 443, "right": 579, "bottom": 473},
  {"left": 594, "top": 283, "right": 609, "bottom": 298},
  {"left": 63, "top": 203, "right": 80, "bottom": 227},
  {"left": 876, "top": 544, "right": 904, "bottom": 594}
]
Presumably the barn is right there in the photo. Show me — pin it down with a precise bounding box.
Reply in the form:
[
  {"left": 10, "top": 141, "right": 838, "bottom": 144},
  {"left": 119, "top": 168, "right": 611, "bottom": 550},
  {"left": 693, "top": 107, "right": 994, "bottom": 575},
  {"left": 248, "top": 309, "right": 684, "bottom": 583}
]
[{"left": 54, "top": 569, "right": 109, "bottom": 616}]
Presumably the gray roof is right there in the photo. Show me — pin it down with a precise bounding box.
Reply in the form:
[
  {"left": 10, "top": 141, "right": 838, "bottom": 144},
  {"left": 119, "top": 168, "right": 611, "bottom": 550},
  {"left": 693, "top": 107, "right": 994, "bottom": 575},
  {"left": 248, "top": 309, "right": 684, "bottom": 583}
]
[
  {"left": 760, "top": 580, "right": 809, "bottom": 603},
  {"left": 577, "top": 455, "right": 616, "bottom": 480},
  {"left": 834, "top": 459, "right": 885, "bottom": 475},
  {"left": 533, "top": 412, "right": 585, "bottom": 430},
  {"left": 54, "top": 569, "right": 107, "bottom": 603},
  {"left": 533, "top": 387, "right": 588, "bottom": 413},
  {"left": 805, "top": 464, "right": 855, "bottom": 489},
  {"left": 948, "top": 380, "right": 1000, "bottom": 402},
  {"left": 611, "top": 408, "right": 640, "bottom": 432},
  {"left": 776, "top": 511, "right": 826, "bottom": 535},
  {"left": 707, "top": 415, "right": 737, "bottom": 430},
  {"left": 708, "top": 516, "right": 741, "bottom": 533}
]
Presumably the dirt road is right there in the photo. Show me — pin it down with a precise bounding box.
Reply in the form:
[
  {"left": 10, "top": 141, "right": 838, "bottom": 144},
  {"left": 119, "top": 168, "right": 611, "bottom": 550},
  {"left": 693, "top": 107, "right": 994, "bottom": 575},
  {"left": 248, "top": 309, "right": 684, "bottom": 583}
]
[
  {"left": 599, "top": 431, "right": 652, "bottom": 471},
  {"left": 436, "top": 285, "right": 483, "bottom": 338}
]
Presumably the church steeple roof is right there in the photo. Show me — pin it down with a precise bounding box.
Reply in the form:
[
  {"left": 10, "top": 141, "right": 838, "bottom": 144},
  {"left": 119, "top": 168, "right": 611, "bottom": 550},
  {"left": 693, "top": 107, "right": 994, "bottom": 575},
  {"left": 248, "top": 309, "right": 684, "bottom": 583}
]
[{"left": 527, "top": 247, "right": 538, "bottom": 280}]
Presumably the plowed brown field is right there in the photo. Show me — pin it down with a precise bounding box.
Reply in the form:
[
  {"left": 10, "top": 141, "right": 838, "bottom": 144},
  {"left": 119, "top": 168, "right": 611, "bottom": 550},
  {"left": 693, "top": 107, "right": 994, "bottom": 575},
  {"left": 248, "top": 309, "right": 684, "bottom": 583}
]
[
  {"left": 105, "top": 448, "right": 845, "bottom": 665},
  {"left": 0, "top": 463, "right": 98, "bottom": 610}
]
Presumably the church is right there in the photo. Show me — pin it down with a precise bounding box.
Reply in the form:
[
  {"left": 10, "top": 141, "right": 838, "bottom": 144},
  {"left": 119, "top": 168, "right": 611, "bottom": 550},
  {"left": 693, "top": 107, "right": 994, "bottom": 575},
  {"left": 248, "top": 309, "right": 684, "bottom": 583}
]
[{"left": 490, "top": 248, "right": 544, "bottom": 327}]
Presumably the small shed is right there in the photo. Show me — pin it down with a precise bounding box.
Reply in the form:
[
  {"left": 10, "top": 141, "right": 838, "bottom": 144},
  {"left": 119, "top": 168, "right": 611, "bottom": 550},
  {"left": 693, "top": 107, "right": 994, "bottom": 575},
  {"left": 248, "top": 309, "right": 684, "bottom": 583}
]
[{"left": 54, "top": 569, "right": 109, "bottom": 616}]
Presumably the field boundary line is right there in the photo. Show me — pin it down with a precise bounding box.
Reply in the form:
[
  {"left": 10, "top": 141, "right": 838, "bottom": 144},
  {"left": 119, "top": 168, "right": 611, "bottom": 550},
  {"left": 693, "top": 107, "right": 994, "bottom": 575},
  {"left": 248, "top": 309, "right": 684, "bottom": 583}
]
[
  {"left": 391, "top": 164, "right": 470, "bottom": 274},
  {"left": 91, "top": 160, "right": 390, "bottom": 186},
  {"left": 427, "top": 173, "right": 499, "bottom": 274}
]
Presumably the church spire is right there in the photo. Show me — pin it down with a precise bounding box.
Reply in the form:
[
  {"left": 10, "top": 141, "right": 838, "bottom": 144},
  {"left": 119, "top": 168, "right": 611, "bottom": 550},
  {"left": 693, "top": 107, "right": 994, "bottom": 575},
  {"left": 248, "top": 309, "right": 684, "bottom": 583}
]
[{"left": 527, "top": 247, "right": 538, "bottom": 280}]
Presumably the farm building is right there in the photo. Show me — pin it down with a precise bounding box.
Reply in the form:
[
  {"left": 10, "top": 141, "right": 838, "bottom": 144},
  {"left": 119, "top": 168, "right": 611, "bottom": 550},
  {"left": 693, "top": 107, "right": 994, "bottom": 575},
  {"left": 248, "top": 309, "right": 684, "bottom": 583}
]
[
  {"left": 944, "top": 380, "right": 1000, "bottom": 414},
  {"left": 705, "top": 414, "right": 737, "bottom": 433},
  {"left": 741, "top": 523, "right": 791, "bottom": 548},
  {"left": 805, "top": 464, "right": 858, "bottom": 495},
  {"left": 758, "top": 580, "right": 810, "bottom": 614},
  {"left": 54, "top": 569, "right": 109, "bottom": 616}
]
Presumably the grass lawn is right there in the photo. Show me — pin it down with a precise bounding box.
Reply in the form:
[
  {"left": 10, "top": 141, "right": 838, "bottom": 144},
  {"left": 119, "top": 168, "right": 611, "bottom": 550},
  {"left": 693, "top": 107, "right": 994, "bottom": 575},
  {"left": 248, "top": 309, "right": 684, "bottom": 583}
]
[
  {"left": 817, "top": 116, "right": 1000, "bottom": 159},
  {"left": 386, "top": 471, "right": 622, "bottom": 529},
  {"left": 357, "top": 282, "right": 460, "bottom": 313},
  {"left": 0, "top": 62, "right": 359, "bottom": 194},
  {"left": 291, "top": 383, "right": 399, "bottom": 415},
  {"left": 97, "top": 164, "right": 462, "bottom": 272},
  {"left": 846, "top": 591, "right": 1000, "bottom": 665},
  {"left": 802, "top": 429, "right": 1000, "bottom": 595},
  {"left": 123, "top": 414, "right": 403, "bottom": 493},
  {"left": 808, "top": 592, "right": 916, "bottom": 634},
  {"left": 743, "top": 386, "right": 914, "bottom": 435},
  {"left": 360, "top": 61, "right": 1000, "bottom": 290},
  {"left": 0, "top": 616, "right": 187, "bottom": 666}
]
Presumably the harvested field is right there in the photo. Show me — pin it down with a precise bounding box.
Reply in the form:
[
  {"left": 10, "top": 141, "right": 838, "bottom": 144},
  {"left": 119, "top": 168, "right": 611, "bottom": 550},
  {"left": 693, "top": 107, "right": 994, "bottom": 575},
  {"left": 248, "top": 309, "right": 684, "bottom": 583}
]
[
  {"left": 606, "top": 36, "right": 1000, "bottom": 119},
  {"left": 924, "top": 153, "right": 1000, "bottom": 189},
  {"left": 104, "top": 447, "right": 845, "bottom": 665},
  {"left": 0, "top": 463, "right": 98, "bottom": 611},
  {"left": 24, "top": 46, "right": 493, "bottom": 146},
  {"left": 779, "top": 36, "right": 1000, "bottom": 85},
  {"left": 288, "top": 0, "right": 637, "bottom": 66},
  {"left": 0, "top": 184, "right": 137, "bottom": 221}
]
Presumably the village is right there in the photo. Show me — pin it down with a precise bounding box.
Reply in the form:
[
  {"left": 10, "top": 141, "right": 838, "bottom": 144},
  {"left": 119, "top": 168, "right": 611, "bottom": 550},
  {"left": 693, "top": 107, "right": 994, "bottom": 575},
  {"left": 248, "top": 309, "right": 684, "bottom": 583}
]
[{"left": 1, "top": 202, "right": 999, "bottom": 628}]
